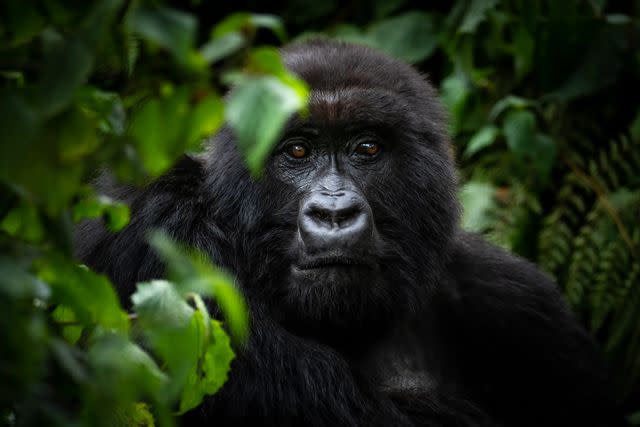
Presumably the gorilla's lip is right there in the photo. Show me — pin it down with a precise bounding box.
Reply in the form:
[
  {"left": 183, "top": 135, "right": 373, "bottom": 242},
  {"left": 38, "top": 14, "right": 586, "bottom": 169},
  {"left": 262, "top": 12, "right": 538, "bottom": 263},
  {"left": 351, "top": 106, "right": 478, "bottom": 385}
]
[{"left": 295, "top": 256, "right": 373, "bottom": 270}]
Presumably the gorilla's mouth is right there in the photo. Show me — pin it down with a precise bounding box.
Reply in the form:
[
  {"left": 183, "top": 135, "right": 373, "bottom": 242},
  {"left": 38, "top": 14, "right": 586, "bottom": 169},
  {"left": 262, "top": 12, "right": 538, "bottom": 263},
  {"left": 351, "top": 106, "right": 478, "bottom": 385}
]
[{"left": 295, "top": 256, "right": 374, "bottom": 270}]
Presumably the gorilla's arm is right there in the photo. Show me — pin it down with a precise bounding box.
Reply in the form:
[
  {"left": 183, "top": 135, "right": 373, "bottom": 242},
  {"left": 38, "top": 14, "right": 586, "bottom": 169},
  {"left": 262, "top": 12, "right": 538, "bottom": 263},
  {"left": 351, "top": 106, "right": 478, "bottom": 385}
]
[{"left": 447, "top": 232, "right": 617, "bottom": 426}]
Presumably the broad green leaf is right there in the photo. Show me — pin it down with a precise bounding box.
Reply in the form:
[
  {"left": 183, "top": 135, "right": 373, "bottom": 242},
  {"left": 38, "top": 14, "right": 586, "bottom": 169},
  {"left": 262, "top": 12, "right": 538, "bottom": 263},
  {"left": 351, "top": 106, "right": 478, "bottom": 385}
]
[
  {"left": 178, "top": 319, "right": 234, "bottom": 413},
  {"left": 31, "top": 36, "right": 93, "bottom": 117},
  {"left": 127, "top": 6, "right": 197, "bottom": 66},
  {"left": 458, "top": 0, "right": 499, "bottom": 34},
  {"left": 131, "top": 280, "right": 235, "bottom": 406},
  {"left": 147, "top": 232, "right": 249, "bottom": 342},
  {"left": 87, "top": 333, "right": 168, "bottom": 402},
  {"left": 246, "top": 47, "right": 309, "bottom": 99},
  {"left": 367, "top": 12, "right": 439, "bottom": 63},
  {"left": 488, "top": 95, "right": 532, "bottom": 121},
  {"left": 502, "top": 110, "right": 537, "bottom": 158},
  {"left": 530, "top": 133, "right": 557, "bottom": 180},
  {"left": 440, "top": 73, "right": 470, "bottom": 134},
  {"left": 463, "top": 125, "right": 499, "bottom": 158},
  {"left": 56, "top": 107, "right": 99, "bottom": 161},
  {"left": 200, "top": 32, "right": 246, "bottom": 64},
  {"left": 132, "top": 280, "right": 193, "bottom": 328},
  {"left": 460, "top": 181, "right": 497, "bottom": 232},
  {"left": 226, "top": 76, "right": 307, "bottom": 175},
  {"left": 36, "top": 257, "right": 129, "bottom": 332},
  {"left": 128, "top": 88, "right": 223, "bottom": 176}
]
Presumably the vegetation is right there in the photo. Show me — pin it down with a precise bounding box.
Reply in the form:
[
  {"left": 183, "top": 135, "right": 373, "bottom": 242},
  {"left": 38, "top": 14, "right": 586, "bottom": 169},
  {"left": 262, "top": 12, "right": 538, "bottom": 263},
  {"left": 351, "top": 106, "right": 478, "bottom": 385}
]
[{"left": 1, "top": 0, "right": 638, "bottom": 425}]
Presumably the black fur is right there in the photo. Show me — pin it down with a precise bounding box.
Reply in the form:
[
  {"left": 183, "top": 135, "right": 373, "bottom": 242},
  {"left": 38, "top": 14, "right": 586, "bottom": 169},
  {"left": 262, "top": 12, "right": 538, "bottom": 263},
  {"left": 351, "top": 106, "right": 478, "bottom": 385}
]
[{"left": 75, "top": 40, "right": 616, "bottom": 426}]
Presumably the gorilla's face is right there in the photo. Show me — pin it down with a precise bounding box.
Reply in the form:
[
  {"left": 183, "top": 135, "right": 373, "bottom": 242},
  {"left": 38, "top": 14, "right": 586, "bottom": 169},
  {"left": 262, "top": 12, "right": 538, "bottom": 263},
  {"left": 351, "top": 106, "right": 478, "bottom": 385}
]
[{"left": 220, "top": 41, "right": 460, "bottom": 335}]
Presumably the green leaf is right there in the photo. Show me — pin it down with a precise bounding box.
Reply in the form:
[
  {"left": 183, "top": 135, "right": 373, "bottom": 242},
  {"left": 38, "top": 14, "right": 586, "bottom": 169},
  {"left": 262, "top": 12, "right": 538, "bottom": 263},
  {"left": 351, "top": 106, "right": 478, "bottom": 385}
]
[
  {"left": 87, "top": 333, "right": 168, "bottom": 402},
  {"left": 36, "top": 256, "right": 129, "bottom": 332},
  {"left": 367, "top": 12, "right": 439, "bottom": 63},
  {"left": 1, "top": 199, "right": 45, "bottom": 243},
  {"left": 226, "top": 76, "right": 307, "bottom": 175},
  {"left": 463, "top": 125, "right": 499, "bottom": 158},
  {"left": 502, "top": 110, "right": 537, "bottom": 158},
  {"left": 32, "top": 35, "right": 93, "bottom": 118},
  {"left": 128, "top": 88, "right": 223, "bottom": 176},
  {"left": 530, "top": 133, "right": 557, "bottom": 179},
  {"left": 51, "top": 305, "right": 83, "bottom": 344},
  {"left": 488, "top": 95, "right": 532, "bottom": 121},
  {"left": 440, "top": 73, "right": 470, "bottom": 134},
  {"left": 212, "top": 13, "right": 286, "bottom": 42},
  {"left": 458, "top": 0, "right": 498, "bottom": 34},
  {"left": 132, "top": 280, "right": 235, "bottom": 407},
  {"left": 132, "top": 280, "right": 194, "bottom": 328},
  {"left": 0, "top": 256, "right": 50, "bottom": 300},
  {"left": 178, "top": 319, "right": 234, "bottom": 413},
  {"left": 127, "top": 6, "right": 197, "bottom": 66},
  {"left": 147, "top": 232, "right": 249, "bottom": 343},
  {"left": 460, "top": 181, "right": 497, "bottom": 232},
  {"left": 200, "top": 32, "right": 246, "bottom": 64},
  {"left": 73, "top": 193, "right": 130, "bottom": 232},
  {"left": 113, "top": 402, "right": 156, "bottom": 427}
]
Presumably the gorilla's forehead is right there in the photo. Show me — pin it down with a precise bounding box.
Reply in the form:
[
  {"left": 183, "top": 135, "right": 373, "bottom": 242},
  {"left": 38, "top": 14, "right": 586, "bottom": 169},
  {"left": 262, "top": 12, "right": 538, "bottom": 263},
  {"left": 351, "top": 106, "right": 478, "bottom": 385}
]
[
  {"left": 282, "top": 40, "right": 445, "bottom": 137},
  {"left": 306, "top": 88, "right": 416, "bottom": 129}
]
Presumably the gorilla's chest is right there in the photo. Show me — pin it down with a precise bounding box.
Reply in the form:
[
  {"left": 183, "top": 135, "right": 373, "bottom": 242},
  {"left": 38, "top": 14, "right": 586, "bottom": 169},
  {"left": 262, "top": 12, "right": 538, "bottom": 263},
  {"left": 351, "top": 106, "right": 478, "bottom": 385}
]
[{"left": 354, "top": 317, "right": 459, "bottom": 394}]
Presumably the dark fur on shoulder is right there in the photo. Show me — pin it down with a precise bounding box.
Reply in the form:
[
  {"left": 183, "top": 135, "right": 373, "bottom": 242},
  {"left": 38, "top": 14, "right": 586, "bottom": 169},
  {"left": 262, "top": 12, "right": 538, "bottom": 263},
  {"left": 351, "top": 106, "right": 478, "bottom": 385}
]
[{"left": 75, "top": 39, "right": 619, "bottom": 426}]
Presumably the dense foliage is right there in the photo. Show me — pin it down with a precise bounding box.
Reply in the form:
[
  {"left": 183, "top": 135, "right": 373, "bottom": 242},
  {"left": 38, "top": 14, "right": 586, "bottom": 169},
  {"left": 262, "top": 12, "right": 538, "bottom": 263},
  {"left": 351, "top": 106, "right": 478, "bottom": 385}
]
[{"left": 1, "top": 0, "right": 639, "bottom": 425}]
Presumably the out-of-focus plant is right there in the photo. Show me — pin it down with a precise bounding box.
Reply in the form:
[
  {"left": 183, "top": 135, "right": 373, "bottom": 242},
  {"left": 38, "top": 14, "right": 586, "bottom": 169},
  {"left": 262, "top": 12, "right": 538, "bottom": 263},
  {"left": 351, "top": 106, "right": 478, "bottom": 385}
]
[{"left": 0, "top": 1, "right": 307, "bottom": 425}]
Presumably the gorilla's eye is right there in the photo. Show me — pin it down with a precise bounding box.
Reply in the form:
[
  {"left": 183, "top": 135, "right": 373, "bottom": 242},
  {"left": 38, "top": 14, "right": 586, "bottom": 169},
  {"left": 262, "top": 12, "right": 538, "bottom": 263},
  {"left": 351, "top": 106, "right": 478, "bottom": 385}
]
[
  {"left": 285, "top": 142, "right": 310, "bottom": 159},
  {"left": 355, "top": 141, "right": 381, "bottom": 157}
]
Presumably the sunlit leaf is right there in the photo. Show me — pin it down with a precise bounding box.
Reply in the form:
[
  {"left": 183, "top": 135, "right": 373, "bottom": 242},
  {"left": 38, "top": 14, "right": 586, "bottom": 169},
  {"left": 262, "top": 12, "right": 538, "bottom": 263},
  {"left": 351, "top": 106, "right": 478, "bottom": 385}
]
[
  {"left": 464, "top": 125, "right": 499, "bottom": 158},
  {"left": 87, "top": 333, "right": 168, "bottom": 402},
  {"left": 178, "top": 319, "right": 234, "bottom": 413},
  {"left": 37, "top": 257, "right": 129, "bottom": 332},
  {"left": 488, "top": 95, "right": 532, "bottom": 121},
  {"left": 147, "top": 232, "right": 249, "bottom": 343},
  {"left": 226, "top": 76, "right": 307, "bottom": 175},
  {"left": 200, "top": 32, "right": 246, "bottom": 64}
]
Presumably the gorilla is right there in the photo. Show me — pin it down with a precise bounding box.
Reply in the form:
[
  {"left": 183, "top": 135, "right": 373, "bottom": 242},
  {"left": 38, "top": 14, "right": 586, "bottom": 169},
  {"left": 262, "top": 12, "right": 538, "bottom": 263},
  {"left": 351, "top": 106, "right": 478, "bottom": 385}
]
[{"left": 75, "top": 40, "right": 616, "bottom": 426}]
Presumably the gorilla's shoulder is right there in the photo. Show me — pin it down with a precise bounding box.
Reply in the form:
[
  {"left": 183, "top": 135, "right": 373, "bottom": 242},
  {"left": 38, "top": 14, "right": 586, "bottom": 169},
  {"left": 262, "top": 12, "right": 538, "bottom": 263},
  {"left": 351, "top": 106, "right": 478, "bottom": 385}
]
[{"left": 447, "top": 231, "right": 566, "bottom": 311}]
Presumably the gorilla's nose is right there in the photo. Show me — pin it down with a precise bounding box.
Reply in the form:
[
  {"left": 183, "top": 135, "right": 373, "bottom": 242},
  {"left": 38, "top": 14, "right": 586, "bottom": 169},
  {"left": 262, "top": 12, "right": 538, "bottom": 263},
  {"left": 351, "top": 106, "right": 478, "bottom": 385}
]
[{"left": 299, "top": 190, "right": 373, "bottom": 254}]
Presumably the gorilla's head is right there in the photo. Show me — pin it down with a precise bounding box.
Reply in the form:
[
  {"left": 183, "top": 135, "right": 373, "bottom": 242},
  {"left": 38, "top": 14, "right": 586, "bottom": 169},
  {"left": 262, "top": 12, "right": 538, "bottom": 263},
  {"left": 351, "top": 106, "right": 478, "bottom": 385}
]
[{"left": 206, "top": 40, "right": 459, "bottom": 338}]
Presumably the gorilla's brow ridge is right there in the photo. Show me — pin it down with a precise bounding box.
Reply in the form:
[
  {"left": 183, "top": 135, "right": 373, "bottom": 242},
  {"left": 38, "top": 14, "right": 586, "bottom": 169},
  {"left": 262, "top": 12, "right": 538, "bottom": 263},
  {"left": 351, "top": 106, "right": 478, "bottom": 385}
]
[{"left": 308, "top": 88, "right": 417, "bottom": 128}]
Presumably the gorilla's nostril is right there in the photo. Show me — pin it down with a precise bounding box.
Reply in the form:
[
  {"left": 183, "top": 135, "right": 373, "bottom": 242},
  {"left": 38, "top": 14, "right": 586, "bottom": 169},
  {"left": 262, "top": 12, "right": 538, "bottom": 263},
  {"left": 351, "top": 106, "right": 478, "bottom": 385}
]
[{"left": 299, "top": 190, "right": 373, "bottom": 254}]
